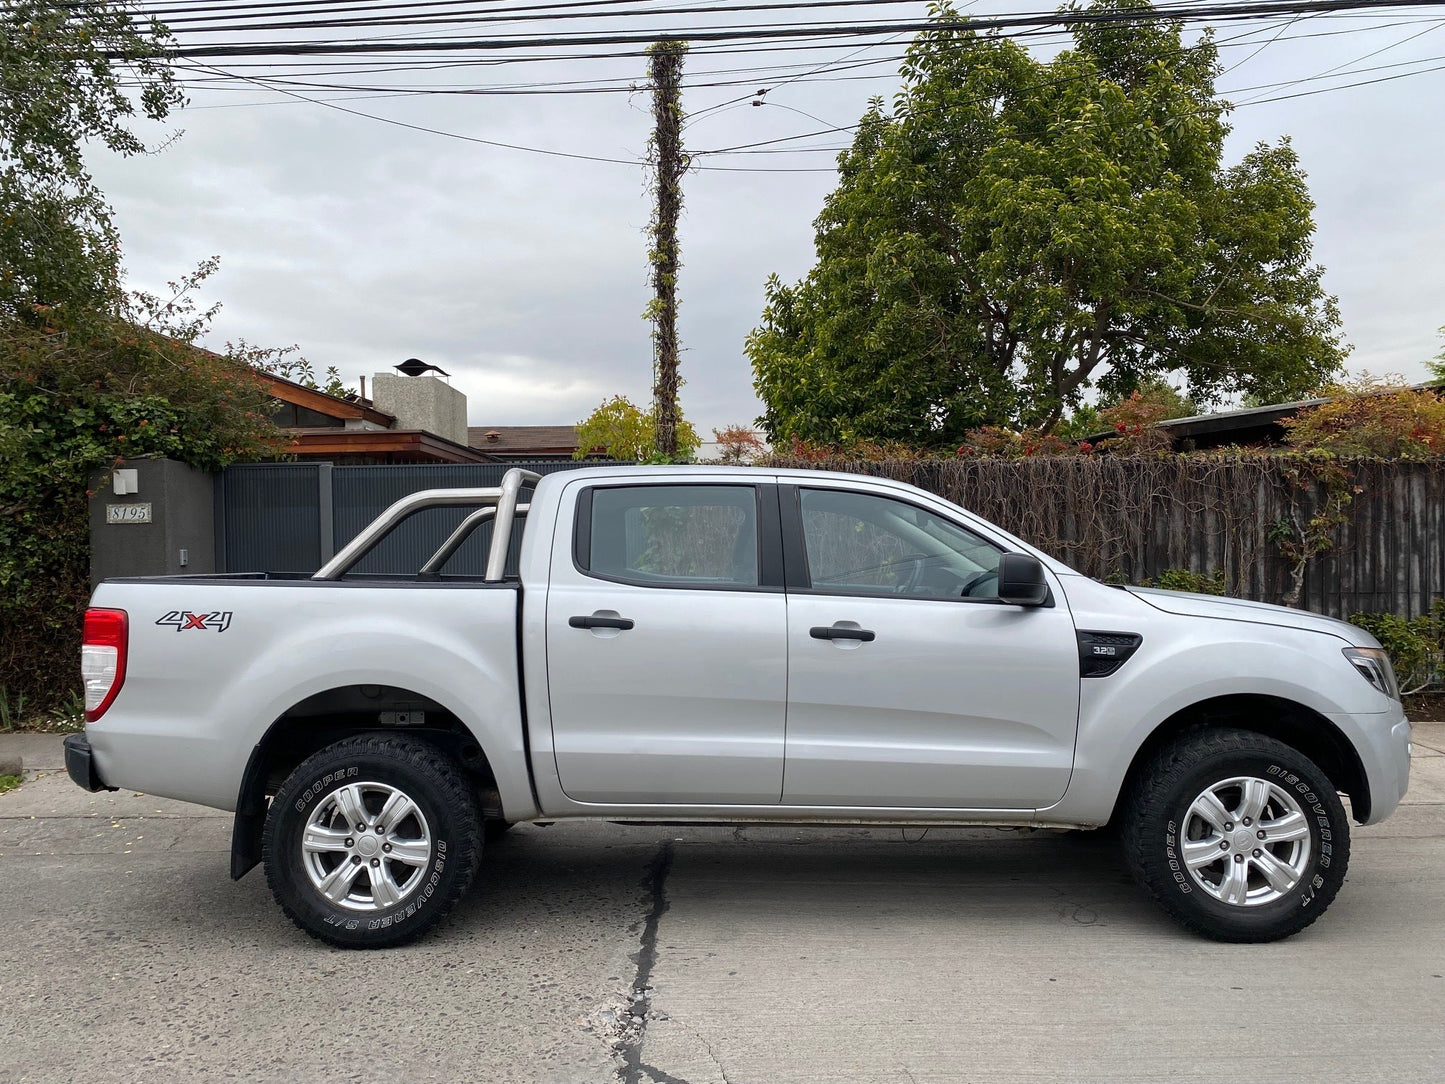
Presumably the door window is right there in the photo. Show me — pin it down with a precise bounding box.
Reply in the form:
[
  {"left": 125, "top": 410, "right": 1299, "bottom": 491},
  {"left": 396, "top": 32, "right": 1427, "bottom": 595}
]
[
  {"left": 798, "top": 488, "right": 1002, "bottom": 600},
  {"left": 581, "top": 485, "right": 759, "bottom": 587}
]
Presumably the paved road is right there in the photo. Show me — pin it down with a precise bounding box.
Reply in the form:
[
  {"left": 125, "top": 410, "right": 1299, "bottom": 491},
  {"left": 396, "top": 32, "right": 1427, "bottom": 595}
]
[{"left": 2, "top": 729, "right": 1442, "bottom": 1084}]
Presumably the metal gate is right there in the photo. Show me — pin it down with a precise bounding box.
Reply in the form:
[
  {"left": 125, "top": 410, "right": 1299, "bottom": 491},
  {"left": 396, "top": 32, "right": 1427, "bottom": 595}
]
[{"left": 215, "top": 461, "right": 615, "bottom": 575}]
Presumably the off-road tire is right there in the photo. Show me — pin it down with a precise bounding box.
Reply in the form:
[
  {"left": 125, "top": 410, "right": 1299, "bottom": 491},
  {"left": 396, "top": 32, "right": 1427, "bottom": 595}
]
[
  {"left": 1123, "top": 727, "right": 1350, "bottom": 943},
  {"left": 263, "top": 734, "right": 483, "bottom": 949}
]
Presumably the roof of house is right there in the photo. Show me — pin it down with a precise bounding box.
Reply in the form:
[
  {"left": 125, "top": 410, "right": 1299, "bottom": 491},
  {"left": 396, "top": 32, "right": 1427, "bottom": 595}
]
[
  {"left": 260, "top": 372, "right": 395, "bottom": 428},
  {"left": 259, "top": 372, "right": 496, "bottom": 462},
  {"left": 1145, "top": 395, "right": 1330, "bottom": 443},
  {"left": 467, "top": 425, "right": 581, "bottom": 453},
  {"left": 1089, "top": 381, "right": 1441, "bottom": 449}
]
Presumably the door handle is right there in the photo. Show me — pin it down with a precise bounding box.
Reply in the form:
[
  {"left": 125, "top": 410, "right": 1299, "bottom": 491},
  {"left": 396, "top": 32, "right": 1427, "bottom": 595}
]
[
  {"left": 569, "top": 614, "right": 635, "bottom": 631},
  {"left": 810, "top": 624, "right": 875, "bottom": 642}
]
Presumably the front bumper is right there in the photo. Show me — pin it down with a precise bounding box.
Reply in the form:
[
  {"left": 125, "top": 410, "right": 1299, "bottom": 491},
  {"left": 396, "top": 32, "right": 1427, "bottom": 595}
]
[
  {"left": 64, "top": 734, "right": 116, "bottom": 793},
  {"left": 1334, "top": 704, "right": 1411, "bottom": 825}
]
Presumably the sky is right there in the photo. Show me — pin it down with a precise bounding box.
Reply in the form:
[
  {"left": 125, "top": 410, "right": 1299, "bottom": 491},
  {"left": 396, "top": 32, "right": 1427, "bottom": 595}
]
[{"left": 90, "top": 1, "right": 1445, "bottom": 434}]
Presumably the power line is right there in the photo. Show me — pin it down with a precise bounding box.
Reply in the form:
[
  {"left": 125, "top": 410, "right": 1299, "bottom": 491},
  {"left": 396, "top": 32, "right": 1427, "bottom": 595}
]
[
  {"left": 1217, "top": 11, "right": 1310, "bottom": 72},
  {"left": 113, "top": 1, "right": 1445, "bottom": 59},
  {"left": 136, "top": 0, "right": 937, "bottom": 33},
  {"left": 137, "top": 11, "right": 1440, "bottom": 96},
  {"left": 182, "top": 60, "right": 648, "bottom": 163},
  {"left": 1229, "top": 12, "right": 1444, "bottom": 95},
  {"left": 109, "top": 10, "right": 1441, "bottom": 80},
  {"left": 97, "top": 1, "right": 1445, "bottom": 179},
  {"left": 178, "top": 36, "right": 1443, "bottom": 175},
  {"left": 1234, "top": 50, "right": 1445, "bottom": 96}
]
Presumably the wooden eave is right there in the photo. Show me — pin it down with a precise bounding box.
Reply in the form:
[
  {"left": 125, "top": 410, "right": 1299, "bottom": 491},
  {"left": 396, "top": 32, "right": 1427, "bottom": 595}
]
[{"left": 261, "top": 374, "right": 394, "bottom": 427}]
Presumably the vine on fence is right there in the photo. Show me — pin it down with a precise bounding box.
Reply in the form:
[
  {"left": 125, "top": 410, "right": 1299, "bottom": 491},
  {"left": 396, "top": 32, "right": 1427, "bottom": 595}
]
[{"left": 1267, "top": 455, "right": 1359, "bottom": 609}]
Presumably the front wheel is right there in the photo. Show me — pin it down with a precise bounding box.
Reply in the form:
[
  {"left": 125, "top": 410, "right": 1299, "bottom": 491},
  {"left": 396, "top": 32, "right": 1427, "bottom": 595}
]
[
  {"left": 1123, "top": 728, "right": 1350, "bottom": 942},
  {"left": 263, "top": 734, "right": 484, "bottom": 948}
]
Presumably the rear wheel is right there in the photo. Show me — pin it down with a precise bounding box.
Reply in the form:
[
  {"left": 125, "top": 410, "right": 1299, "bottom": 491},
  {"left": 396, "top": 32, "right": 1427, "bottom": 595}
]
[
  {"left": 1123, "top": 728, "right": 1350, "bottom": 942},
  {"left": 263, "top": 734, "right": 483, "bottom": 948}
]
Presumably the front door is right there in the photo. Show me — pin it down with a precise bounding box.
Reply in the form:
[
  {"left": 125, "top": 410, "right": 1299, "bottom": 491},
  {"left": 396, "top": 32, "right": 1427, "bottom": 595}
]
[
  {"left": 545, "top": 481, "right": 787, "bottom": 805},
  {"left": 781, "top": 484, "right": 1081, "bottom": 809}
]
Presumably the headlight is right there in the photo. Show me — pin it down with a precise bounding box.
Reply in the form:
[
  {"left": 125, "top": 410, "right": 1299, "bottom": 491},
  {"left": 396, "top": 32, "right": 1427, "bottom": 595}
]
[{"left": 1343, "top": 647, "right": 1399, "bottom": 701}]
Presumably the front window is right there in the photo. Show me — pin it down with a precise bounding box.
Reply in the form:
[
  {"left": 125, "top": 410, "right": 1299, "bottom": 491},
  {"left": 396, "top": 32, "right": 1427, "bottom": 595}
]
[{"left": 798, "top": 488, "right": 1002, "bottom": 600}]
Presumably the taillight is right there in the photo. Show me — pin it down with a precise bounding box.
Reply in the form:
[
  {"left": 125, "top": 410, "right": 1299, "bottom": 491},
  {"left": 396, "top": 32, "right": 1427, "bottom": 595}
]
[{"left": 82, "top": 608, "right": 128, "bottom": 722}]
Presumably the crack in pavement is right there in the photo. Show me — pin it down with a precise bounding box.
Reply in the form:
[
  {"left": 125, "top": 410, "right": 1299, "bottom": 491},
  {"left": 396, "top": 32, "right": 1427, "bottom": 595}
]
[
  {"left": 620, "top": 841, "right": 675, "bottom": 1084},
  {"left": 650, "top": 1012, "right": 733, "bottom": 1084}
]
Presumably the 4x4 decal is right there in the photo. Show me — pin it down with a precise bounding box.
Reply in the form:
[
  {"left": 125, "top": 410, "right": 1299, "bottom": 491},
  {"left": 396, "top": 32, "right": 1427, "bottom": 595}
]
[{"left": 156, "top": 610, "right": 233, "bottom": 633}]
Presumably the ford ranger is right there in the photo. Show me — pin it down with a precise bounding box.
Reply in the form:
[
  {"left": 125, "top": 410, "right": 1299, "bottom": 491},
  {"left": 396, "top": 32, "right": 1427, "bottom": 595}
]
[{"left": 64, "top": 466, "right": 1412, "bottom": 947}]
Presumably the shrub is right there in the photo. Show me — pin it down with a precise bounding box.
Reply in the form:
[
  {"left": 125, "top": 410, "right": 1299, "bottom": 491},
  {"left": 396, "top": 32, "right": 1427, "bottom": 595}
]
[
  {"left": 1284, "top": 375, "right": 1445, "bottom": 458},
  {"left": 956, "top": 426, "right": 1089, "bottom": 458},
  {"left": 1, "top": 287, "right": 285, "bottom": 712},
  {"left": 1150, "top": 568, "right": 1229, "bottom": 595},
  {"left": 1348, "top": 601, "right": 1445, "bottom": 694},
  {"left": 1094, "top": 391, "right": 1177, "bottom": 454}
]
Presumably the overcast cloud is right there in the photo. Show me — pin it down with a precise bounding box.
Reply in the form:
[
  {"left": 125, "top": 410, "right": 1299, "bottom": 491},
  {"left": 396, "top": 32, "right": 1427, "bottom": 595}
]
[{"left": 90, "top": 2, "right": 1445, "bottom": 433}]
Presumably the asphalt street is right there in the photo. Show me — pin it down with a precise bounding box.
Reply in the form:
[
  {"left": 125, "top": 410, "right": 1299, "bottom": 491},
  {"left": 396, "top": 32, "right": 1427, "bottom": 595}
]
[{"left": 1, "top": 728, "right": 1442, "bottom": 1084}]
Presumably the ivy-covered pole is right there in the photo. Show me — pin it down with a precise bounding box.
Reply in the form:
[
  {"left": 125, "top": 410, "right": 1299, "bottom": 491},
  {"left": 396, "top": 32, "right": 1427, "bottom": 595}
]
[{"left": 646, "top": 40, "right": 688, "bottom": 458}]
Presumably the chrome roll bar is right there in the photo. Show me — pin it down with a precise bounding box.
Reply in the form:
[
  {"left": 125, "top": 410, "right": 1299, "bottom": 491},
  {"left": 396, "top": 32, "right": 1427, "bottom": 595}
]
[
  {"left": 417, "top": 504, "right": 529, "bottom": 576},
  {"left": 312, "top": 467, "right": 541, "bottom": 582}
]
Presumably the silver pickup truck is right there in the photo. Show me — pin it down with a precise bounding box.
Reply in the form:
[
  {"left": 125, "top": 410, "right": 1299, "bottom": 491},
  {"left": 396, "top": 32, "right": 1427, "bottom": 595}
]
[{"left": 65, "top": 466, "right": 1411, "bottom": 947}]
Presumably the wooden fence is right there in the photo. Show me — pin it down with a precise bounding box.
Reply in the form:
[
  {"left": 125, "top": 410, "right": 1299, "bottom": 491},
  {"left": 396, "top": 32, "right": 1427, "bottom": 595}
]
[{"left": 767, "top": 457, "right": 1445, "bottom": 619}]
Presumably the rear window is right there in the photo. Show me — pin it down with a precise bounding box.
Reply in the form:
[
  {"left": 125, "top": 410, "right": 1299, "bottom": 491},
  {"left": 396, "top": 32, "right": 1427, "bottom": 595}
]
[{"left": 582, "top": 485, "right": 759, "bottom": 587}]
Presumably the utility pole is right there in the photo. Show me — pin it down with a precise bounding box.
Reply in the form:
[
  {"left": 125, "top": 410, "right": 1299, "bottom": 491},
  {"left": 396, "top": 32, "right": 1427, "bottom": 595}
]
[{"left": 646, "top": 40, "right": 687, "bottom": 458}]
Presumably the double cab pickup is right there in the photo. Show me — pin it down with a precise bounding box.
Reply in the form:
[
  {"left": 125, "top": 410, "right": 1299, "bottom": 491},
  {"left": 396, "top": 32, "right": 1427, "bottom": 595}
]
[{"left": 66, "top": 466, "right": 1411, "bottom": 946}]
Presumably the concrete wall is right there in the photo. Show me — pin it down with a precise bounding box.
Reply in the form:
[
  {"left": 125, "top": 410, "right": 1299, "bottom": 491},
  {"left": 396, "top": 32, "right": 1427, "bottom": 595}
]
[
  {"left": 88, "top": 458, "right": 216, "bottom": 587},
  {"left": 370, "top": 374, "right": 468, "bottom": 445}
]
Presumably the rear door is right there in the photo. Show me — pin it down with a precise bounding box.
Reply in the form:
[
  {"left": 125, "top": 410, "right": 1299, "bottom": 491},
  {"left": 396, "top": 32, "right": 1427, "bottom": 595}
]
[
  {"left": 545, "top": 480, "right": 788, "bottom": 804},
  {"left": 780, "top": 483, "right": 1081, "bottom": 809}
]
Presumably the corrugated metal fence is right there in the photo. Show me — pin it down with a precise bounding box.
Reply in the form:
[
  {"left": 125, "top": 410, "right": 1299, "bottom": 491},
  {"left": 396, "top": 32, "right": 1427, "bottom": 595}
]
[{"left": 216, "top": 461, "right": 615, "bottom": 576}]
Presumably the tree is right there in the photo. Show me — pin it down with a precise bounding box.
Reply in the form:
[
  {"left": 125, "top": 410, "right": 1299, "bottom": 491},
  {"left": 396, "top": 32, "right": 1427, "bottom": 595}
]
[
  {"left": 712, "top": 425, "right": 767, "bottom": 464},
  {"left": 1431, "top": 326, "right": 1445, "bottom": 384},
  {"left": 574, "top": 395, "right": 700, "bottom": 462},
  {"left": 748, "top": 1, "right": 1345, "bottom": 448},
  {"left": 1, "top": 1, "right": 182, "bottom": 317}
]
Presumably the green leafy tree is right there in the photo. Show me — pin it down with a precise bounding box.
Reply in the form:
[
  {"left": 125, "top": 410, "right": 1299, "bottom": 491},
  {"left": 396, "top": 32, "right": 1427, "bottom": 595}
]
[
  {"left": 574, "top": 394, "right": 700, "bottom": 462},
  {"left": 2, "top": 1, "right": 182, "bottom": 317},
  {"left": 748, "top": 1, "right": 1345, "bottom": 447},
  {"left": 1430, "top": 326, "right": 1445, "bottom": 384}
]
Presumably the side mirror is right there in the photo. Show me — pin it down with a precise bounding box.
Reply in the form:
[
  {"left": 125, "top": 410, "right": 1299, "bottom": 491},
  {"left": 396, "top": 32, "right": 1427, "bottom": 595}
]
[{"left": 997, "top": 553, "right": 1049, "bottom": 606}]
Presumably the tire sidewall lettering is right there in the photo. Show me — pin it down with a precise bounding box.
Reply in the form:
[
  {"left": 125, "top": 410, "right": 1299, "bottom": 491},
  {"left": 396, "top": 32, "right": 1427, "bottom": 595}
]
[{"left": 295, "top": 766, "right": 359, "bottom": 813}]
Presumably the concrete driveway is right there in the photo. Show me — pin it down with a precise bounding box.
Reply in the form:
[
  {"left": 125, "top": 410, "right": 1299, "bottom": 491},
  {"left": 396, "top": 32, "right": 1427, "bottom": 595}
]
[{"left": 2, "top": 728, "right": 1442, "bottom": 1084}]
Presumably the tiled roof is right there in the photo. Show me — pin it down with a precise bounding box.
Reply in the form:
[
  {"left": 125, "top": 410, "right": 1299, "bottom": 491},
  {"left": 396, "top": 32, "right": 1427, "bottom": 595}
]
[{"left": 467, "top": 425, "right": 580, "bottom": 452}]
